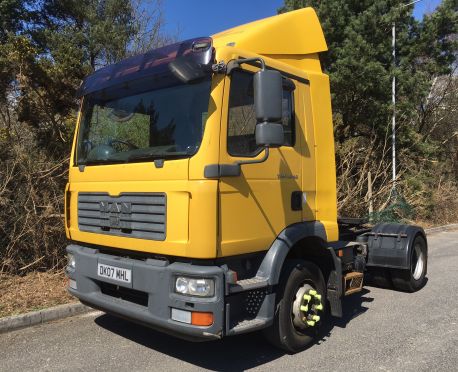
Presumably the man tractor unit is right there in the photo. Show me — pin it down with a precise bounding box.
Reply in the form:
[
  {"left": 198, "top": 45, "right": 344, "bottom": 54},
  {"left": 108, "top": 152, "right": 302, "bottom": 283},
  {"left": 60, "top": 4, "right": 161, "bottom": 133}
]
[{"left": 65, "top": 8, "right": 428, "bottom": 352}]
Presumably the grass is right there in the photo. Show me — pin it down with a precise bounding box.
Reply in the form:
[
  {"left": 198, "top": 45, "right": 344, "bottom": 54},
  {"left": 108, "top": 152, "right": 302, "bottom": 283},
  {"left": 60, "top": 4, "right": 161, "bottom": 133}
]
[{"left": 0, "top": 270, "right": 76, "bottom": 318}]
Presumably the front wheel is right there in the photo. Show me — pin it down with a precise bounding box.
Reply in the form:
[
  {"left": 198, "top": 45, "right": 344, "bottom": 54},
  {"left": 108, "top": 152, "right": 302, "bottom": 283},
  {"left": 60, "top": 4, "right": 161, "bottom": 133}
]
[
  {"left": 263, "top": 260, "right": 327, "bottom": 353},
  {"left": 391, "top": 235, "right": 428, "bottom": 292}
]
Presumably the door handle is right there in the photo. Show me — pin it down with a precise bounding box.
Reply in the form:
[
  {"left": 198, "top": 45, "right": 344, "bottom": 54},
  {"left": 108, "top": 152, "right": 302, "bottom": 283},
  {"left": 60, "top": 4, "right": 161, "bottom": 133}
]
[{"left": 291, "top": 191, "right": 302, "bottom": 211}]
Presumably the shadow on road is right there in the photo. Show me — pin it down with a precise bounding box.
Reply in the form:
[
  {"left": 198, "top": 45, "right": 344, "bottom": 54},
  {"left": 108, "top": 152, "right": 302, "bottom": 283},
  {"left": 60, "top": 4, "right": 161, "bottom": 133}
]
[
  {"left": 364, "top": 271, "right": 429, "bottom": 293},
  {"left": 95, "top": 314, "right": 284, "bottom": 371},
  {"left": 330, "top": 288, "right": 373, "bottom": 329},
  {"left": 94, "top": 288, "right": 374, "bottom": 371}
]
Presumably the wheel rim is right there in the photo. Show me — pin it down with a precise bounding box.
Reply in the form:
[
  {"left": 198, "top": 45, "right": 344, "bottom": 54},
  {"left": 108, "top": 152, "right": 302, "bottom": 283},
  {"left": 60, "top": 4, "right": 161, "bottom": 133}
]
[
  {"left": 291, "top": 283, "right": 323, "bottom": 331},
  {"left": 411, "top": 242, "right": 425, "bottom": 280}
]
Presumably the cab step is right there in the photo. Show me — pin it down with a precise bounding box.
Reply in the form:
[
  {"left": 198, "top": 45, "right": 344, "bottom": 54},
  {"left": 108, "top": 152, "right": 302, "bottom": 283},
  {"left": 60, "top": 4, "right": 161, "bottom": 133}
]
[
  {"left": 229, "top": 276, "right": 268, "bottom": 294},
  {"left": 227, "top": 318, "right": 268, "bottom": 335},
  {"left": 344, "top": 271, "right": 364, "bottom": 296}
]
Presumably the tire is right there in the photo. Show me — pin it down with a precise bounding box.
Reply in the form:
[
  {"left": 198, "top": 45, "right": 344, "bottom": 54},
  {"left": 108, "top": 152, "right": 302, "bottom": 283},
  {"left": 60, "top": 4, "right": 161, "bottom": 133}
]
[
  {"left": 391, "top": 235, "right": 428, "bottom": 292},
  {"left": 366, "top": 267, "right": 392, "bottom": 288},
  {"left": 263, "top": 260, "right": 327, "bottom": 353}
]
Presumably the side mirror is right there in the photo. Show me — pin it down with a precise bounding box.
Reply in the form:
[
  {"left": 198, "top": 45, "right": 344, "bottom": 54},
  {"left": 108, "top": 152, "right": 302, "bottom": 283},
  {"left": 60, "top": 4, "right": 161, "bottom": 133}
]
[
  {"left": 255, "top": 122, "right": 284, "bottom": 148},
  {"left": 254, "top": 69, "right": 283, "bottom": 122},
  {"left": 254, "top": 69, "right": 284, "bottom": 147}
]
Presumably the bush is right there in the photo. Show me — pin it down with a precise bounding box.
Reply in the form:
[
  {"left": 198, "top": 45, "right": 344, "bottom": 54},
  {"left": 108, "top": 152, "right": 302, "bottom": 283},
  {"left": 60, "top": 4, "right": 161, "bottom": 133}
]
[{"left": 0, "top": 125, "right": 68, "bottom": 273}]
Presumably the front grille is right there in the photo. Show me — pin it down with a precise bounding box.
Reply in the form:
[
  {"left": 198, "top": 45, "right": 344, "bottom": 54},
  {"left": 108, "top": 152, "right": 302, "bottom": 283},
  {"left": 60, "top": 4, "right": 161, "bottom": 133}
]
[
  {"left": 100, "top": 282, "right": 148, "bottom": 307},
  {"left": 78, "top": 192, "right": 166, "bottom": 240}
]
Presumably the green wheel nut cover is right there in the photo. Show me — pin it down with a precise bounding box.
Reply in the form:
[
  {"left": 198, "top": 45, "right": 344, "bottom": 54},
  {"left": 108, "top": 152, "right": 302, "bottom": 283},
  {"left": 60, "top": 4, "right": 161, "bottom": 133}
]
[{"left": 297, "top": 288, "right": 323, "bottom": 328}]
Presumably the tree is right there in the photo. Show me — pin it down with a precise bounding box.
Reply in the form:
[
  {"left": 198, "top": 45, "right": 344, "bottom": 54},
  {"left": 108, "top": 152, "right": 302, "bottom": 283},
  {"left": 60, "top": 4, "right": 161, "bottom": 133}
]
[
  {"left": 280, "top": 0, "right": 456, "bottom": 143},
  {"left": 0, "top": 0, "right": 26, "bottom": 111}
]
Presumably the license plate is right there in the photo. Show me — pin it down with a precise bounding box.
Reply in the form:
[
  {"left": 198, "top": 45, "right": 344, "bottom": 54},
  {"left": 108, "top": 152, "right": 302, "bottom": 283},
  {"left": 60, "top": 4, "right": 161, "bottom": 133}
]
[{"left": 97, "top": 263, "right": 131, "bottom": 284}]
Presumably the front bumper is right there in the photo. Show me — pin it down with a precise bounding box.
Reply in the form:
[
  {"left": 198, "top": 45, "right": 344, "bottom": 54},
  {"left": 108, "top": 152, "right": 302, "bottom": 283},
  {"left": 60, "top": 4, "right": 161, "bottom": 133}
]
[{"left": 66, "top": 244, "right": 225, "bottom": 341}]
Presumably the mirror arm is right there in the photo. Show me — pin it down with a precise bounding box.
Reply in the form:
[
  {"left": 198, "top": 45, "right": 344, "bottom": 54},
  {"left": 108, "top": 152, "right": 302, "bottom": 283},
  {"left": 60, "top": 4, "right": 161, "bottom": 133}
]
[
  {"left": 235, "top": 147, "right": 269, "bottom": 166},
  {"left": 226, "top": 57, "right": 266, "bottom": 75},
  {"left": 211, "top": 60, "right": 227, "bottom": 74}
]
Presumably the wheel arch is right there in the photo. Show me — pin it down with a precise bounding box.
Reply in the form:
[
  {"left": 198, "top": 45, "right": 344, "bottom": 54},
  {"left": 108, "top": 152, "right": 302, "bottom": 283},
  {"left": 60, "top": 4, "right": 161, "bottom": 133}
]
[
  {"left": 285, "top": 236, "right": 335, "bottom": 282},
  {"left": 256, "top": 221, "right": 337, "bottom": 286}
]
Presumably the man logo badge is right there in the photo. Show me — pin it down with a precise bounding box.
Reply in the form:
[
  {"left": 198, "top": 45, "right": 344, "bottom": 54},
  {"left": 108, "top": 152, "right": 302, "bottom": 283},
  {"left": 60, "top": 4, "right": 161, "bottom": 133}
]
[{"left": 99, "top": 201, "right": 132, "bottom": 229}]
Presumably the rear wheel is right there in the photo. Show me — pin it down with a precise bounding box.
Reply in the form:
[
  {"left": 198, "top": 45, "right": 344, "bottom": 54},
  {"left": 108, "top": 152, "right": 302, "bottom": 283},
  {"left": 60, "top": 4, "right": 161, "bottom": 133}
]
[
  {"left": 391, "top": 235, "right": 427, "bottom": 292},
  {"left": 263, "top": 260, "right": 326, "bottom": 353},
  {"left": 366, "top": 267, "right": 392, "bottom": 288}
]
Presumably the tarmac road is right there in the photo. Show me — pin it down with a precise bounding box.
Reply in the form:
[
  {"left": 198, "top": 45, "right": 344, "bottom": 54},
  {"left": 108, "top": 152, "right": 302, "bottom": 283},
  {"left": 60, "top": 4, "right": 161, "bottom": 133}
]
[{"left": 1, "top": 230, "right": 457, "bottom": 372}]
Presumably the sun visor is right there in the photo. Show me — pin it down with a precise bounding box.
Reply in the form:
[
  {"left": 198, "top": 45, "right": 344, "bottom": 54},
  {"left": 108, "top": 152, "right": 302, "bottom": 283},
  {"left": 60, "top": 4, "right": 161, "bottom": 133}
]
[{"left": 76, "top": 37, "right": 213, "bottom": 97}]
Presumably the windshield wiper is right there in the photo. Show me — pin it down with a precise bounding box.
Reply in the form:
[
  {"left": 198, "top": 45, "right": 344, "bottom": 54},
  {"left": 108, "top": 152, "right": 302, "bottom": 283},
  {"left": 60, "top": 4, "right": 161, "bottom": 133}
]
[
  {"left": 77, "top": 152, "right": 191, "bottom": 168},
  {"left": 127, "top": 152, "right": 190, "bottom": 162},
  {"left": 78, "top": 158, "right": 127, "bottom": 166}
]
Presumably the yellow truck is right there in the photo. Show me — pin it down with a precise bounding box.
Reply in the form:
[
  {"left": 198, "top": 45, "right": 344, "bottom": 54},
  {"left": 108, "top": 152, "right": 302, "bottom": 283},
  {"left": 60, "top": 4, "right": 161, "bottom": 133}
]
[{"left": 65, "top": 8, "right": 428, "bottom": 352}]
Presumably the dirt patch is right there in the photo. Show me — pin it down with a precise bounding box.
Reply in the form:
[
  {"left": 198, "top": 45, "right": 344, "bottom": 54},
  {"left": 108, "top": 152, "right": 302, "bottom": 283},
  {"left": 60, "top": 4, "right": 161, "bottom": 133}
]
[{"left": 0, "top": 271, "right": 76, "bottom": 318}]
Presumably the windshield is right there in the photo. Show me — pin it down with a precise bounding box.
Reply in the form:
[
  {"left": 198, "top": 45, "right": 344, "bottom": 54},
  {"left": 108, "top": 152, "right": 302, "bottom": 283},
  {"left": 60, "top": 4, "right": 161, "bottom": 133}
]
[{"left": 76, "top": 77, "right": 212, "bottom": 165}]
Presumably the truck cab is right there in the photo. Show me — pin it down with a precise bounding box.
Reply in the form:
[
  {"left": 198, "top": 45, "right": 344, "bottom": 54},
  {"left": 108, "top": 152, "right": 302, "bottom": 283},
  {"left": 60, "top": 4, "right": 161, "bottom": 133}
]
[{"left": 65, "top": 8, "right": 428, "bottom": 352}]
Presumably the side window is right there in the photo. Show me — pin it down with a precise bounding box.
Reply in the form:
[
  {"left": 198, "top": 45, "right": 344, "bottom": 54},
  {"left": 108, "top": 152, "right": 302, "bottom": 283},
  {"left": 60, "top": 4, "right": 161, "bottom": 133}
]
[{"left": 227, "top": 70, "right": 295, "bottom": 157}]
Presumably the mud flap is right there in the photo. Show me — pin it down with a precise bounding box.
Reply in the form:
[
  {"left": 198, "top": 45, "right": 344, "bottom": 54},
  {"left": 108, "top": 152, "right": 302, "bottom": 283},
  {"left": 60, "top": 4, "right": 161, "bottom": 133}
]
[{"left": 326, "top": 247, "right": 343, "bottom": 318}]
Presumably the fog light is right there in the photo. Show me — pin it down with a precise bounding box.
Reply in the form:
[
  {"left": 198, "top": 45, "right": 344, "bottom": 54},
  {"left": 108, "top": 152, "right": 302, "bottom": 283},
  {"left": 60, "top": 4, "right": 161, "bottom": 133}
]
[
  {"left": 67, "top": 253, "right": 76, "bottom": 270},
  {"left": 175, "top": 277, "right": 215, "bottom": 297}
]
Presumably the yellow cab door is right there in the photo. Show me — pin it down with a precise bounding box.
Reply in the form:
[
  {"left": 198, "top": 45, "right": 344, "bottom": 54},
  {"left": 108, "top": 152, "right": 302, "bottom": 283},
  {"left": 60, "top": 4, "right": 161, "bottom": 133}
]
[{"left": 218, "top": 65, "right": 303, "bottom": 257}]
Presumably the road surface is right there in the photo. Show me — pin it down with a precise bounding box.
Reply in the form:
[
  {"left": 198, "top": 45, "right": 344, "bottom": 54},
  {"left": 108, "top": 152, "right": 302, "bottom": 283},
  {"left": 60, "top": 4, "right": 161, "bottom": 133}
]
[{"left": 1, "top": 230, "right": 457, "bottom": 371}]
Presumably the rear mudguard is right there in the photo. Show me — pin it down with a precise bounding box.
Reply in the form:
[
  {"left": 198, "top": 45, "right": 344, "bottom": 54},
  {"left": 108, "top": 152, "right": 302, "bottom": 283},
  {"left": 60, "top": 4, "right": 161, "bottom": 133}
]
[{"left": 365, "top": 223, "right": 427, "bottom": 271}]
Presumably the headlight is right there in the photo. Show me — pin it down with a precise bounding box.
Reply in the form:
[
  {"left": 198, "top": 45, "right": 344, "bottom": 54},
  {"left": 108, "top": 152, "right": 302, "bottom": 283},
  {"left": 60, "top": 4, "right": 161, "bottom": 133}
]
[
  {"left": 67, "top": 253, "right": 76, "bottom": 270},
  {"left": 175, "top": 277, "right": 215, "bottom": 297}
]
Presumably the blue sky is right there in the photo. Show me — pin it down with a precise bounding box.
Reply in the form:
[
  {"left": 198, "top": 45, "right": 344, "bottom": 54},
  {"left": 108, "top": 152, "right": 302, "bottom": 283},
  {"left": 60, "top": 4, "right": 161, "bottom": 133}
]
[
  {"left": 412, "top": 0, "right": 442, "bottom": 18},
  {"left": 162, "top": 0, "right": 443, "bottom": 40}
]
